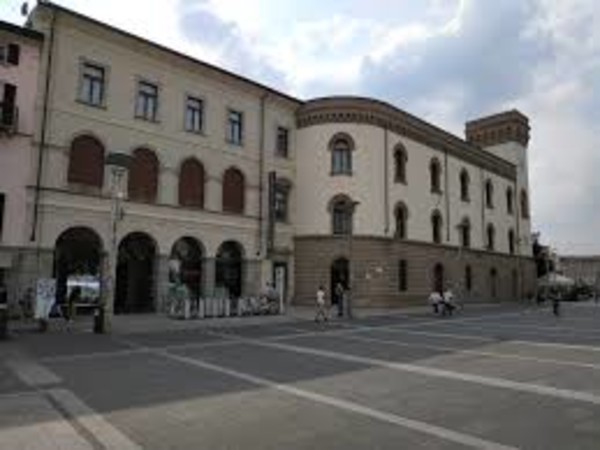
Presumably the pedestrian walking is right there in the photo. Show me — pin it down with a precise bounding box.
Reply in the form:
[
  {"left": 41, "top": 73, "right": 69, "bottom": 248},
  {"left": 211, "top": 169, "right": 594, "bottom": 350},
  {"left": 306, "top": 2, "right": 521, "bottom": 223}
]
[
  {"left": 428, "top": 290, "right": 442, "bottom": 315},
  {"left": 67, "top": 286, "right": 81, "bottom": 323},
  {"left": 442, "top": 288, "right": 456, "bottom": 316},
  {"left": 315, "top": 285, "right": 328, "bottom": 323},
  {"left": 552, "top": 290, "right": 561, "bottom": 317}
]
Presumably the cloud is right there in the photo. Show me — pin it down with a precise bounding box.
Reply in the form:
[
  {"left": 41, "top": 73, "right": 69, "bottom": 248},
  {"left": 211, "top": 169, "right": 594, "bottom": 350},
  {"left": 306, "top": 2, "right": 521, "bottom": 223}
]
[{"left": 178, "top": 0, "right": 288, "bottom": 91}]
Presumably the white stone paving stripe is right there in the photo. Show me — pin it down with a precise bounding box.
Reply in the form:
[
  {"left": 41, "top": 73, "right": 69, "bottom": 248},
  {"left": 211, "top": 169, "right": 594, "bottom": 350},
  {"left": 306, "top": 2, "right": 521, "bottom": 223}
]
[
  {"left": 340, "top": 334, "right": 600, "bottom": 371},
  {"left": 448, "top": 321, "right": 600, "bottom": 336},
  {"left": 47, "top": 388, "right": 142, "bottom": 450},
  {"left": 511, "top": 340, "right": 600, "bottom": 353},
  {"left": 154, "top": 347, "right": 518, "bottom": 450},
  {"left": 6, "top": 358, "right": 62, "bottom": 386},
  {"left": 238, "top": 337, "right": 600, "bottom": 407}
]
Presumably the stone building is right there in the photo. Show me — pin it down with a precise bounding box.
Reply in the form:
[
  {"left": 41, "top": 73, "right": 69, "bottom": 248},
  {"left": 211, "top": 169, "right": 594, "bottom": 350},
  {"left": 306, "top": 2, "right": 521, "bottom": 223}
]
[{"left": 0, "top": 3, "right": 536, "bottom": 314}]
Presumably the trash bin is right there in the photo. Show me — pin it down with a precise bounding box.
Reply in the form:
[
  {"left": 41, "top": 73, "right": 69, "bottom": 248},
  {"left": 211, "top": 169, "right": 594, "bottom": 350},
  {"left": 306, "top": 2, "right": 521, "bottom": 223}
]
[{"left": 93, "top": 304, "right": 105, "bottom": 334}]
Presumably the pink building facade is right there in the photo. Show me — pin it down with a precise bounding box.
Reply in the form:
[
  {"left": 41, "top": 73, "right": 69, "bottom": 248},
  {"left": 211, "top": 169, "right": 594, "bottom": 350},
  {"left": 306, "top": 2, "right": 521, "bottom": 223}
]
[{"left": 0, "top": 22, "right": 43, "bottom": 291}]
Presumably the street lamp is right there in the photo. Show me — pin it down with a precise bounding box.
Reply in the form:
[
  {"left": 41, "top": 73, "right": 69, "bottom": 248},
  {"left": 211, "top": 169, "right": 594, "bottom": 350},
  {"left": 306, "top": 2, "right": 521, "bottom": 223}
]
[
  {"left": 346, "top": 200, "right": 360, "bottom": 319},
  {"left": 99, "top": 152, "right": 131, "bottom": 333}
]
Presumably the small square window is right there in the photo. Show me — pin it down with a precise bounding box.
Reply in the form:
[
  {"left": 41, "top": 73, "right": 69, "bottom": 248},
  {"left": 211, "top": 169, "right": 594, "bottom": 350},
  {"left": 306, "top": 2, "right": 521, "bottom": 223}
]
[
  {"left": 227, "top": 109, "right": 243, "bottom": 145},
  {"left": 276, "top": 127, "right": 289, "bottom": 158}
]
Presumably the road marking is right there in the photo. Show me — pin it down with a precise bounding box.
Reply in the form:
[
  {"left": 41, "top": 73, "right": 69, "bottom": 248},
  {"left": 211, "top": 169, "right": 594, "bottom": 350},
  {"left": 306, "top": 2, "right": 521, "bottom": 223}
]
[
  {"left": 363, "top": 328, "right": 497, "bottom": 343},
  {"left": 449, "top": 321, "right": 600, "bottom": 336},
  {"left": 511, "top": 340, "right": 600, "bottom": 353},
  {"left": 340, "top": 334, "right": 600, "bottom": 371},
  {"left": 6, "top": 358, "right": 62, "bottom": 386},
  {"left": 46, "top": 388, "right": 142, "bottom": 450},
  {"left": 235, "top": 337, "right": 600, "bottom": 407},
  {"left": 151, "top": 346, "right": 518, "bottom": 450}
]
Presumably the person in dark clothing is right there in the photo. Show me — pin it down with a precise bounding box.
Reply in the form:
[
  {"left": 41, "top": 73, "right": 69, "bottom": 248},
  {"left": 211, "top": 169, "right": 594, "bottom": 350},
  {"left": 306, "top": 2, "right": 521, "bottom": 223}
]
[{"left": 67, "top": 286, "right": 82, "bottom": 322}]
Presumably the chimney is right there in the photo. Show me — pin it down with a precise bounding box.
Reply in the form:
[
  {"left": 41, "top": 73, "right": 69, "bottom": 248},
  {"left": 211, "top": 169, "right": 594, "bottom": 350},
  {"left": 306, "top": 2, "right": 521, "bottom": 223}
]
[{"left": 465, "top": 110, "right": 530, "bottom": 148}]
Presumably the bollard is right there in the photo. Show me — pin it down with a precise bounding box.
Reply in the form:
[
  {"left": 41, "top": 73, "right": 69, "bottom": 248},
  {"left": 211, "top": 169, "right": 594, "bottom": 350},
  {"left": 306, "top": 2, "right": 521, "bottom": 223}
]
[
  {"left": 198, "top": 299, "right": 205, "bottom": 319},
  {"left": 93, "top": 305, "right": 105, "bottom": 334}
]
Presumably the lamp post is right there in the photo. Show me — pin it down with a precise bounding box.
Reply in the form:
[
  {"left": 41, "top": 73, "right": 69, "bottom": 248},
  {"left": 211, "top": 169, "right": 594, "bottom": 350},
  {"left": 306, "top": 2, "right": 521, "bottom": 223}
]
[
  {"left": 346, "top": 200, "right": 360, "bottom": 320},
  {"left": 100, "top": 153, "right": 131, "bottom": 333}
]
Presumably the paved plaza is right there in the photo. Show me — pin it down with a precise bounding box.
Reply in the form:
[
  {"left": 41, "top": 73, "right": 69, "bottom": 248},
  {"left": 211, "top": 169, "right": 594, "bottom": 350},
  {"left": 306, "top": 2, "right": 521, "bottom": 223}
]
[{"left": 1, "top": 302, "right": 600, "bottom": 449}]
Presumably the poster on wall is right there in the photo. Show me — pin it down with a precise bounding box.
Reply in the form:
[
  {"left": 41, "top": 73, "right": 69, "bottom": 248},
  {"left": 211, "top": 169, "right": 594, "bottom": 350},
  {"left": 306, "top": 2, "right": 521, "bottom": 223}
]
[{"left": 34, "top": 278, "right": 56, "bottom": 320}]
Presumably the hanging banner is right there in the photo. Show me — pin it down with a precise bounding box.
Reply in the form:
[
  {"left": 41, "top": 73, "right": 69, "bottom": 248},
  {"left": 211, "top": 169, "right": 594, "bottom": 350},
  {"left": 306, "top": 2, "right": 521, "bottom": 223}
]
[{"left": 267, "top": 171, "right": 276, "bottom": 254}]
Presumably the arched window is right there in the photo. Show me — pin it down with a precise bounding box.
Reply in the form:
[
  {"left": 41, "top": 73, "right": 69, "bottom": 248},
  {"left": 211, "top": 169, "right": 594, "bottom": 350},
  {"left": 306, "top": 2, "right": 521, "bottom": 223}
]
[
  {"left": 330, "top": 195, "right": 356, "bottom": 235},
  {"left": 222, "top": 167, "right": 245, "bottom": 214},
  {"left": 431, "top": 210, "right": 443, "bottom": 244},
  {"left": 459, "top": 217, "right": 471, "bottom": 248},
  {"left": 486, "top": 223, "right": 496, "bottom": 251},
  {"left": 460, "top": 169, "right": 470, "bottom": 202},
  {"left": 508, "top": 229, "right": 515, "bottom": 255},
  {"left": 506, "top": 187, "right": 514, "bottom": 215},
  {"left": 394, "top": 144, "right": 407, "bottom": 184},
  {"left": 485, "top": 179, "right": 494, "bottom": 208},
  {"left": 128, "top": 147, "right": 159, "bottom": 203},
  {"left": 394, "top": 202, "right": 408, "bottom": 239},
  {"left": 178, "top": 158, "right": 205, "bottom": 208},
  {"left": 521, "top": 189, "right": 530, "bottom": 219},
  {"left": 330, "top": 134, "right": 353, "bottom": 175},
  {"left": 465, "top": 265, "right": 473, "bottom": 292},
  {"left": 430, "top": 158, "right": 442, "bottom": 193},
  {"left": 67, "top": 135, "right": 105, "bottom": 188}
]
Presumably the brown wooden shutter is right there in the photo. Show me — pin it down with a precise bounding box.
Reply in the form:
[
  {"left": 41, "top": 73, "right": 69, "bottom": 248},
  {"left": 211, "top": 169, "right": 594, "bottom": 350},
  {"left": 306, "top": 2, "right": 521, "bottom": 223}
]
[
  {"left": 179, "top": 159, "right": 204, "bottom": 208},
  {"left": 128, "top": 148, "right": 158, "bottom": 203},
  {"left": 222, "top": 168, "right": 244, "bottom": 214},
  {"left": 67, "top": 135, "right": 105, "bottom": 188}
]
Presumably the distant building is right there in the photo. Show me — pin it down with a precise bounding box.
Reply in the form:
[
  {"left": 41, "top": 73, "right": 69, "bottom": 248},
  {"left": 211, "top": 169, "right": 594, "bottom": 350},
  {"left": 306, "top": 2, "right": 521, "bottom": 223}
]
[
  {"left": 0, "top": 3, "right": 536, "bottom": 315},
  {"left": 559, "top": 256, "right": 600, "bottom": 287}
]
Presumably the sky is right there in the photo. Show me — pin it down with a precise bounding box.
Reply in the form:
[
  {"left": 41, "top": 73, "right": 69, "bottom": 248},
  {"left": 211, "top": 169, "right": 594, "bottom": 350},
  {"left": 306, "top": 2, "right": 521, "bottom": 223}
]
[{"left": 2, "top": 0, "right": 599, "bottom": 255}]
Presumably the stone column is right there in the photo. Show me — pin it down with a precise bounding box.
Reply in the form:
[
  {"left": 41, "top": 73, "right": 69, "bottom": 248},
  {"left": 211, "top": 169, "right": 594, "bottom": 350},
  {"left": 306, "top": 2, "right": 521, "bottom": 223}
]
[
  {"left": 203, "top": 257, "right": 216, "bottom": 298},
  {"left": 154, "top": 254, "right": 171, "bottom": 313},
  {"left": 160, "top": 167, "right": 178, "bottom": 206}
]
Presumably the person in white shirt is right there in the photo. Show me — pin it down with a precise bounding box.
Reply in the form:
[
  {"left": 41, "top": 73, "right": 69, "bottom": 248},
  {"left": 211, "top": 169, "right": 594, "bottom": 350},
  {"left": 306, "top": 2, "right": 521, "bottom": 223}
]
[
  {"left": 315, "top": 286, "right": 328, "bottom": 323},
  {"left": 442, "top": 288, "right": 455, "bottom": 316},
  {"left": 429, "top": 291, "right": 442, "bottom": 315}
]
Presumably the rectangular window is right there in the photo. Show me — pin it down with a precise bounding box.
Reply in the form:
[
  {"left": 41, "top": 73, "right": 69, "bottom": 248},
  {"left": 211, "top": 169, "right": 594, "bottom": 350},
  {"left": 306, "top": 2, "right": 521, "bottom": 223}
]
[
  {"left": 398, "top": 260, "right": 408, "bottom": 292},
  {"left": 136, "top": 81, "right": 159, "bottom": 121},
  {"left": 276, "top": 126, "right": 289, "bottom": 158},
  {"left": 80, "top": 62, "right": 105, "bottom": 106},
  {"left": 1, "top": 83, "right": 17, "bottom": 128},
  {"left": 185, "top": 96, "right": 204, "bottom": 133},
  {"left": 274, "top": 185, "right": 289, "bottom": 223},
  {"left": 227, "top": 109, "right": 243, "bottom": 145},
  {"left": 0, "top": 194, "right": 5, "bottom": 241},
  {"left": 0, "top": 46, "right": 5, "bottom": 64},
  {"left": 7, "top": 43, "right": 20, "bottom": 65}
]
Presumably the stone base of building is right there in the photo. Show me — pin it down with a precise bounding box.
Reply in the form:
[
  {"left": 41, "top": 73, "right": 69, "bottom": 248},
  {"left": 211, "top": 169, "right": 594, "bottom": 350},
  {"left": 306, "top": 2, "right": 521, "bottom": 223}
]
[{"left": 293, "top": 236, "right": 537, "bottom": 308}]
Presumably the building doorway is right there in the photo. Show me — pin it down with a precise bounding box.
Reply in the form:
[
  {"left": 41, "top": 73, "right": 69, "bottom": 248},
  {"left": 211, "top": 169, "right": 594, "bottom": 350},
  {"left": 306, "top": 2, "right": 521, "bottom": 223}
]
[
  {"left": 53, "top": 227, "right": 102, "bottom": 305},
  {"left": 330, "top": 258, "right": 349, "bottom": 304},
  {"left": 273, "top": 262, "right": 288, "bottom": 304},
  {"left": 116, "top": 232, "right": 156, "bottom": 313},
  {"left": 215, "top": 241, "right": 244, "bottom": 298},
  {"left": 490, "top": 268, "right": 498, "bottom": 300},
  {"left": 433, "top": 263, "right": 444, "bottom": 293},
  {"left": 170, "top": 237, "right": 204, "bottom": 301}
]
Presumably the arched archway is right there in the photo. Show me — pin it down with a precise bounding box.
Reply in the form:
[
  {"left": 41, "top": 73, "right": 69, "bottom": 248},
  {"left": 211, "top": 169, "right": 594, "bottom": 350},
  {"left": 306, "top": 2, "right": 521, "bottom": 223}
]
[
  {"left": 54, "top": 227, "right": 103, "bottom": 305},
  {"left": 330, "top": 258, "right": 349, "bottom": 304},
  {"left": 116, "top": 232, "right": 157, "bottom": 313},
  {"left": 170, "top": 237, "right": 204, "bottom": 300},
  {"left": 215, "top": 241, "right": 244, "bottom": 298}
]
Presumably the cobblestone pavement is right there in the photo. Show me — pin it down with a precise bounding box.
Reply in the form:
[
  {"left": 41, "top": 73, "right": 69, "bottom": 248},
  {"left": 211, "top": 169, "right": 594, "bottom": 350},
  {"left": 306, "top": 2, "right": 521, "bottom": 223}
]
[{"left": 2, "top": 302, "right": 600, "bottom": 449}]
